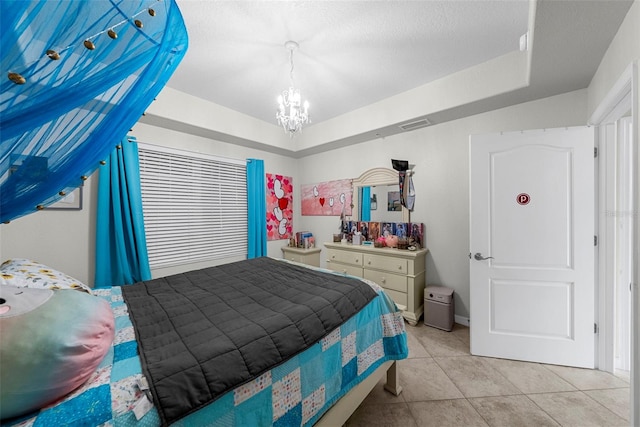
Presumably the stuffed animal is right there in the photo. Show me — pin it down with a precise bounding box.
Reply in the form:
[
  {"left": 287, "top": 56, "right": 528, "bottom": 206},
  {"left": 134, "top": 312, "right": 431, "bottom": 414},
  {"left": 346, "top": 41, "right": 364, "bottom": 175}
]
[
  {"left": 385, "top": 234, "right": 399, "bottom": 248},
  {"left": 0, "top": 285, "right": 114, "bottom": 419}
]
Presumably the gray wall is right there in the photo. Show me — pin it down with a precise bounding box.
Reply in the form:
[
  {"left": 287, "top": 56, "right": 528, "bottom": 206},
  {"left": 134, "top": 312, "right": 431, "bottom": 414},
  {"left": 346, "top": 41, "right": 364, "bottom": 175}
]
[
  {"left": 297, "top": 90, "right": 588, "bottom": 321},
  {"left": 0, "top": 90, "right": 608, "bottom": 321},
  {"left": 2, "top": 0, "right": 638, "bottom": 317},
  {"left": 0, "top": 123, "right": 299, "bottom": 285}
]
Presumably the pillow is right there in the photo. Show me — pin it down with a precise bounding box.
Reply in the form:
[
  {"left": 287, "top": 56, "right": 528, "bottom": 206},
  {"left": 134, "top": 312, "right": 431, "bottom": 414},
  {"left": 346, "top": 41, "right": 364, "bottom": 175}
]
[
  {"left": 0, "top": 258, "right": 92, "bottom": 294},
  {"left": 0, "top": 285, "right": 115, "bottom": 419}
]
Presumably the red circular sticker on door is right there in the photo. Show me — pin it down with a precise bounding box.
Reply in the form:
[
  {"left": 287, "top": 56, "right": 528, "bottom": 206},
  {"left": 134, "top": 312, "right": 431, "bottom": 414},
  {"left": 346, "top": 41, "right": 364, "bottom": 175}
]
[{"left": 516, "top": 193, "right": 530, "bottom": 205}]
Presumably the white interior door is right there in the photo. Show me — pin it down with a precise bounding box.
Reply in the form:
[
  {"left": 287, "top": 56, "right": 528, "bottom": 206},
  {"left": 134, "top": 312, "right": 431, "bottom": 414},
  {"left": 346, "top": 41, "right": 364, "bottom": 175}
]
[{"left": 470, "top": 127, "right": 595, "bottom": 368}]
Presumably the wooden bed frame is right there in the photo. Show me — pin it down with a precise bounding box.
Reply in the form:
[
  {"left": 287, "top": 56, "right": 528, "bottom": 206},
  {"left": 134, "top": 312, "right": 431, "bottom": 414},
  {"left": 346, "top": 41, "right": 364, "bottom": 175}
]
[{"left": 316, "top": 360, "right": 402, "bottom": 426}]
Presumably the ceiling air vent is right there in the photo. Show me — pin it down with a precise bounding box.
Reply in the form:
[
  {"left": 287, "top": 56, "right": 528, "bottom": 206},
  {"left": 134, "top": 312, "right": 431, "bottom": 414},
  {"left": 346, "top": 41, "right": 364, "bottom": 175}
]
[{"left": 398, "top": 118, "right": 431, "bottom": 132}]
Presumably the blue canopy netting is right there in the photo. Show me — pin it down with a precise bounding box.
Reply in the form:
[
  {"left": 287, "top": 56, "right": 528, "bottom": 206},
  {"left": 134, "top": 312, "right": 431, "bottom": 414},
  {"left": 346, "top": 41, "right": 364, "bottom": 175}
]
[{"left": 0, "top": 0, "right": 188, "bottom": 223}]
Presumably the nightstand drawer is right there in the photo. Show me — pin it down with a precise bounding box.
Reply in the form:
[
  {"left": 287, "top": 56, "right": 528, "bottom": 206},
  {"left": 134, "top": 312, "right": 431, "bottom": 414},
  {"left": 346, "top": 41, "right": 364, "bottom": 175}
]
[
  {"left": 364, "top": 253, "right": 407, "bottom": 275},
  {"left": 364, "top": 269, "right": 407, "bottom": 293},
  {"left": 326, "top": 249, "right": 363, "bottom": 267},
  {"left": 284, "top": 253, "right": 302, "bottom": 263},
  {"left": 281, "top": 247, "right": 321, "bottom": 267}
]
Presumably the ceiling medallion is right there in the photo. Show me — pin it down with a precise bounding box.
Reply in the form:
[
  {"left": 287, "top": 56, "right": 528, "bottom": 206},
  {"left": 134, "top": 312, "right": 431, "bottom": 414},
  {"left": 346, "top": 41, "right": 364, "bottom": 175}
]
[{"left": 276, "top": 41, "right": 309, "bottom": 137}]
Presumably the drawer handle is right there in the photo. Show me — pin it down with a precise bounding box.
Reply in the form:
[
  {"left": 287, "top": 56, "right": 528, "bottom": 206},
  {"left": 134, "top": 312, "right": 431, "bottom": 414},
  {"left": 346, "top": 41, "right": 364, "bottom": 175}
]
[
  {"left": 332, "top": 255, "right": 336, "bottom": 259},
  {"left": 343, "top": 269, "right": 347, "bottom": 274},
  {"left": 398, "top": 265, "right": 402, "bottom": 270},
  {"left": 381, "top": 277, "right": 386, "bottom": 284},
  {"left": 368, "top": 260, "right": 371, "bottom": 265},
  {"left": 355, "top": 258, "right": 359, "bottom": 263}
]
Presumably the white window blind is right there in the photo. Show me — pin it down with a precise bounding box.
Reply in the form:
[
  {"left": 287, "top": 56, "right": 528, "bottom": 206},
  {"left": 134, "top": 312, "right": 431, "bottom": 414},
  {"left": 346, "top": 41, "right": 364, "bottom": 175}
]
[{"left": 138, "top": 143, "right": 247, "bottom": 269}]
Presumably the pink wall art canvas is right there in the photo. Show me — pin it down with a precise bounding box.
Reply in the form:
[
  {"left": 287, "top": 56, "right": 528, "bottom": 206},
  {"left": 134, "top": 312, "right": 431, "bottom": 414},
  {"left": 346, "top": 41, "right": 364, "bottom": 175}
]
[
  {"left": 266, "top": 173, "right": 293, "bottom": 240},
  {"left": 301, "top": 179, "right": 353, "bottom": 216}
]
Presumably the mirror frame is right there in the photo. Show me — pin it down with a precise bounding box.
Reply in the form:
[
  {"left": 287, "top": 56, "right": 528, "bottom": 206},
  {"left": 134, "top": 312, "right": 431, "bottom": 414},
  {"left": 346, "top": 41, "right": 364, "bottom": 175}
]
[{"left": 352, "top": 167, "right": 410, "bottom": 222}]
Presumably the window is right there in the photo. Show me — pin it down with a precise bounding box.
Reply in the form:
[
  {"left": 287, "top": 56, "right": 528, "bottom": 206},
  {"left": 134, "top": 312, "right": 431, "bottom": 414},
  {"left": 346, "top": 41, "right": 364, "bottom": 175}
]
[{"left": 138, "top": 143, "right": 247, "bottom": 269}]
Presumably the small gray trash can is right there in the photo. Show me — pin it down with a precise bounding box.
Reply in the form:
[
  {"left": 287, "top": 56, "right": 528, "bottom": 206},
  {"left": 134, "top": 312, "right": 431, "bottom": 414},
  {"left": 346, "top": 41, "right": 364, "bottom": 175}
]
[{"left": 424, "top": 286, "right": 454, "bottom": 331}]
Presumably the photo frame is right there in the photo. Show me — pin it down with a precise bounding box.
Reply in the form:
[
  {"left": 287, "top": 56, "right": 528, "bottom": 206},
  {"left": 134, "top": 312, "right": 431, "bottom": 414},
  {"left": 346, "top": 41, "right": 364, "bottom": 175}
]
[
  {"left": 301, "top": 179, "right": 352, "bottom": 216},
  {"left": 387, "top": 191, "right": 401, "bottom": 211},
  {"left": 370, "top": 194, "right": 377, "bottom": 210},
  {"left": 266, "top": 173, "right": 293, "bottom": 240},
  {"left": 46, "top": 186, "right": 83, "bottom": 210}
]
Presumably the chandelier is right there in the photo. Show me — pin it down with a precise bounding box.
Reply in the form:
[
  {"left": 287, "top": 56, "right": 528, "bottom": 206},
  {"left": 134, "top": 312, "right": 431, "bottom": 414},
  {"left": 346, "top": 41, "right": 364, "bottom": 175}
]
[{"left": 276, "top": 41, "right": 309, "bottom": 136}]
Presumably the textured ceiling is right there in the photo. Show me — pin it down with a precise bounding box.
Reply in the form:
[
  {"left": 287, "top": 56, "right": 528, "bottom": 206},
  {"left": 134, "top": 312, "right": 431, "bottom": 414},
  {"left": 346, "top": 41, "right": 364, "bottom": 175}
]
[{"left": 166, "top": 0, "right": 530, "bottom": 126}]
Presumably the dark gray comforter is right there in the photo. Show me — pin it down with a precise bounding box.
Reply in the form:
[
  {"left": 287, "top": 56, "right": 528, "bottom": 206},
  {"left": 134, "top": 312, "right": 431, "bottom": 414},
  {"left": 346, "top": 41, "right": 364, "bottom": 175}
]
[{"left": 121, "top": 257, "right": 377, "bottom": 425}]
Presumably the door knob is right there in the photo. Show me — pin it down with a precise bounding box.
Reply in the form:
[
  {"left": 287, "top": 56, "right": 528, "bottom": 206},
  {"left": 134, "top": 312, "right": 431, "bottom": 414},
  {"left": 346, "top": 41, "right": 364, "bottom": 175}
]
[{"left": 474, "top": 252, "right": 494, "bottom": 261}]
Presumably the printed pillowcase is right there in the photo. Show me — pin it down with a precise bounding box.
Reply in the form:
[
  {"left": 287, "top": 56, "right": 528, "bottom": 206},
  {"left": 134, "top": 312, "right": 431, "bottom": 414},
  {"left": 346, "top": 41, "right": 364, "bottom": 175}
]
[
  {"left": 0, "top": 284, "right": 114, "bottom": 419},
  {"left": 0, "top": 258, "right": 92, "bottom": 294}
]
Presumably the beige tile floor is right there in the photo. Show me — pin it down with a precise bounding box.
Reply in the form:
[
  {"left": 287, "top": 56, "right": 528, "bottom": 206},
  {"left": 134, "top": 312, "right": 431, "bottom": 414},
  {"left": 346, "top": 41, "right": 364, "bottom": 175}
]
[{"left": 346, "top": 322, "right": 631, "bottom": 427}]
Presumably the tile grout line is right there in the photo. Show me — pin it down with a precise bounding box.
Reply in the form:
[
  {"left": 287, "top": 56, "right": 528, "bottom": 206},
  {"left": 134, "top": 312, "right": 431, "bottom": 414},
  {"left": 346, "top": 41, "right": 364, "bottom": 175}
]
[
  {"left": 403, "top": 324, "right": 629, "bottom": 427},
  {"left": 463, "top": 396, "right": 494, "bottom": 427},
  {"left": 520, "top": 393, "right": 565, "bottom": 427},
  {"left": 414, "top": 326, "right": 553, "bottom": 426}
]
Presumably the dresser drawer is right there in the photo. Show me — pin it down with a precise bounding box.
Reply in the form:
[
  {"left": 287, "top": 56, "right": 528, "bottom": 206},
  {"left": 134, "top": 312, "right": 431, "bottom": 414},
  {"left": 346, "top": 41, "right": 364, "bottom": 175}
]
[
  {"left": 382, "top": 289, "right": 407, "bottom": 310},
  {"left": 363, "top": 269, "right": 407, "bottom": 293},
  {"left": 364, "top": 253, "right": 407, "bottom": 275},
  {"left": 326, "top": 249, "right": 363, "bottom": 267},
  {"left": 324, "top": 242, "right": 428, "bottom": 326},
  {"left": 327, "top": 261, "right": 363, "bottom": 278}
]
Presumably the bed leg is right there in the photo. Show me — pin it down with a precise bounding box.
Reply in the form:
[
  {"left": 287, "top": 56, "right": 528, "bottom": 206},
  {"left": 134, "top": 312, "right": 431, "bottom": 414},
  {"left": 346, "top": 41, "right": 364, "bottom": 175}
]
[{"left": 383, "top": 361, "right": 402, "bottom": 396}]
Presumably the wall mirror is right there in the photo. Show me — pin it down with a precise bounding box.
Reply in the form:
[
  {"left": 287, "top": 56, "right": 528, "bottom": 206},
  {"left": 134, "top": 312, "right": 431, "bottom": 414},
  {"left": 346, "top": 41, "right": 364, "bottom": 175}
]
[
  {"left": 363, "top": 185, "right": 404, "bottom": 222},
  {"left": 352, "top": 167, "right": 409, "bottom": 223}
]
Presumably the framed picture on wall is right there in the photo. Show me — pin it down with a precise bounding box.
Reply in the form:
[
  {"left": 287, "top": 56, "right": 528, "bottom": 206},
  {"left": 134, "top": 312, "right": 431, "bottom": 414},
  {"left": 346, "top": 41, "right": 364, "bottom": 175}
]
[
  {"left": 370, "top": 194, "right": 377, "bottom": 210},
  {"left": 387, "top": 191, "right": 401, "bottom": 211},
  {"left": 46, "top": 186, "right": 83, "bottom": 210}
]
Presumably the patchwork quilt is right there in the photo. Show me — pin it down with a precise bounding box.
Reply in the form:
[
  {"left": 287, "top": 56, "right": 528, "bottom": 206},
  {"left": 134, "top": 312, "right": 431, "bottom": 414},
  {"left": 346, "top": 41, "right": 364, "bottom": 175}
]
[{"left": 4, "top": 260, "right": 408, "bottom": 427}]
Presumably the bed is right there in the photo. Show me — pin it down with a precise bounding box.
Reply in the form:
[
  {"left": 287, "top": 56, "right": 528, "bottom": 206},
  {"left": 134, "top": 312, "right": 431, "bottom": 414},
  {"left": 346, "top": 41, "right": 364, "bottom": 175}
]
[{"left": 1, "top": 257, "right": 408, "bottom": 426}]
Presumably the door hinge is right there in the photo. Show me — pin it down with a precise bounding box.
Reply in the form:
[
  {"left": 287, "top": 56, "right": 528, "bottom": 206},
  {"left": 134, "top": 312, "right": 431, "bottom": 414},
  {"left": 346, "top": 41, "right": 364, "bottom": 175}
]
[
  {"left": 594, "top": 323, "right": 599, "bottom": 334},
  {"left": 594, "top": 235, "right": 598, "bottom": 246},
  {"left": 594, "top": 147, "right": 598, "bottom": 158}
]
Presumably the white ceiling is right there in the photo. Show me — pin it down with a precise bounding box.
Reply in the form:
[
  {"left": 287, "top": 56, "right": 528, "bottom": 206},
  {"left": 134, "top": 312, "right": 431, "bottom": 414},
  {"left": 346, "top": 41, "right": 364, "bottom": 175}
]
[{"left": 164, "top": 0, "right": 633, "bottom": 142}]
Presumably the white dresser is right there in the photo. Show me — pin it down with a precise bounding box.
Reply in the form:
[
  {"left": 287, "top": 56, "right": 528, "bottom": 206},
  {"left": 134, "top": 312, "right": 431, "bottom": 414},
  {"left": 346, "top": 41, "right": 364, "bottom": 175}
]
[{"left": 324, "top": 242, "right": 428, "bottom": 325}]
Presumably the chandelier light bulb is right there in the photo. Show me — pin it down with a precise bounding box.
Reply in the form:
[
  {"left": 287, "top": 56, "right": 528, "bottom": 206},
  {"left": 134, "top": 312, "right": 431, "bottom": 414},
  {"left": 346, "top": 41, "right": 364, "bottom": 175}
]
[{"left": 275, "top": 41, "right": 309, "bottom": 137}]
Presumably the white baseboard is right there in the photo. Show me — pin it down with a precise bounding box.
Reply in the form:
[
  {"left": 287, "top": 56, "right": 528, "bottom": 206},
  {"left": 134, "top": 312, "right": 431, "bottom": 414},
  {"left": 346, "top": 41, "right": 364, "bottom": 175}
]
[{"left": 455, "top": 315, "right": 470, "bottom": 327}]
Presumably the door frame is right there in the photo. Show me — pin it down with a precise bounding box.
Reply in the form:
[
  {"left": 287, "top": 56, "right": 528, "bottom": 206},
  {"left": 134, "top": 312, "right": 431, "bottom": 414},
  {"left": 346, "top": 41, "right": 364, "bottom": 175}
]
[{"left": 589, "top": 60, "right": 638, "bottom": 425}]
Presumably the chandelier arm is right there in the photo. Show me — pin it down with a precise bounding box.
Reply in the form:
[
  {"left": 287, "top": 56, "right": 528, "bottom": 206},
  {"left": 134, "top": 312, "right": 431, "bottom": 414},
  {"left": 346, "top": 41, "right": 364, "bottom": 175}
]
[{"left": 276, "top": 40, "right": 309, "bottom": 137}]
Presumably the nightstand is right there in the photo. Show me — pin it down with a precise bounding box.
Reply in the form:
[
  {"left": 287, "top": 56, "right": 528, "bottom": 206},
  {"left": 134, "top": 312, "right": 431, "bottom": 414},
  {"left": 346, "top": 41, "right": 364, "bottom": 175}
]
[{"left": 281, "top": 246, "right": 321, "bottom": 267}]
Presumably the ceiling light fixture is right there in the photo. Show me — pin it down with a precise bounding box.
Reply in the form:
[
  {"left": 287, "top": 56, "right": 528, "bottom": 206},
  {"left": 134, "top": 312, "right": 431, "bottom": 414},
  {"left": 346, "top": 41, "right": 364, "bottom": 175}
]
[{"left": 276, "top": 41, "right": 309, "bottom": 137}]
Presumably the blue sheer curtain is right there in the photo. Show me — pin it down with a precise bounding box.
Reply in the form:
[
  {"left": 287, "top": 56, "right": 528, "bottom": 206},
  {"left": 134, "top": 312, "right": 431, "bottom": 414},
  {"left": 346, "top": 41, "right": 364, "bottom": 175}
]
[
  {"left": 361, "top": 186, "right": 371, "bottom": 221},
  {"left": 95, "top": 137, "right": 151, "bottom": 287},
  {"left": 246, "top": 159, "right": 266, "bottom": 258},
  {"left": 0, "top": 0, "right": 188, "bottom": 223}
]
